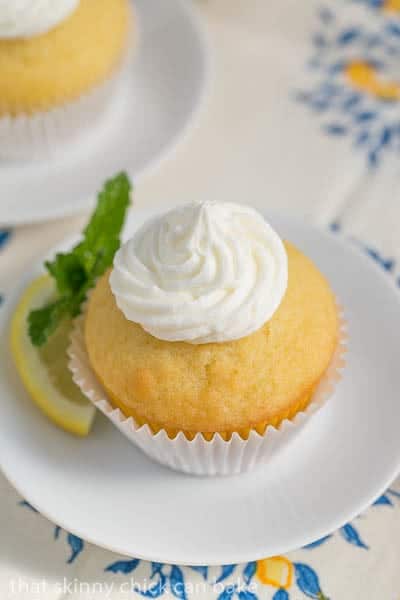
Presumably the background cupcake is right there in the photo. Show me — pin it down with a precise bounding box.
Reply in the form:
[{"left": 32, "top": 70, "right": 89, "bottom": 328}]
[{"left": 0, "top": 0, "right": 132, "bottom": 159}]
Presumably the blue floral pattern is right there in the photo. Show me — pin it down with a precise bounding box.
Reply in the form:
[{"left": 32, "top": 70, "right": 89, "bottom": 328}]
[
  {"left": 19, "top": 501, "right": 85, "bottom": 564},
  {"left": 297, "top": 1, "right": 400, "bottom": 166},
  {"left": 0, "top": 228, "right": 11, "bottom": 305},
  {"left": 99, "top": 558, "right": 331, "bottom": 600},
  {"left": 305, "top": 490, "right": 400, "bottom": 552},
  {"left": 18, "top": 484, "right": 400, "bottom": 599}
]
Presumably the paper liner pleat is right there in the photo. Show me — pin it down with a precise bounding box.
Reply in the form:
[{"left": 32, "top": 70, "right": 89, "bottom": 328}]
[{"left": 68, "top": 307, "right": 347, "bottom": 476}]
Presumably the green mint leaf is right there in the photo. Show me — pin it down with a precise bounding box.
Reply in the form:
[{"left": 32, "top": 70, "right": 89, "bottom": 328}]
[
  {"left": 28, "top": 172, "right": 132, "bottom": 346},
  {"left": 45, "top": 254, "right": 86, "bottom": 296},
  {"left": 28, "top": 299, "right": 70, "bottom": 347},
  {"left": 75, "top": 172, "right": 131, "bottom": 274}
]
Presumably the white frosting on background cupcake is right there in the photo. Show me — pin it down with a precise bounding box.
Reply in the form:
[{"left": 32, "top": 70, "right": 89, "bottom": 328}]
[
  {"left": 110, "top": 202, "right": 288, "bottom": 344},
  {"left": 0, "top": 0, "right": 79, "bottom": 39}
]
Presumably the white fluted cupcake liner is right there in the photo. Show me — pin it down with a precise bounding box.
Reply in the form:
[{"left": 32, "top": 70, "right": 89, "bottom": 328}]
[
  {"left": 68, "top": 308, "right": 347, "bottom": 476},
  {"left": 0, "top": 19, "right": 135, "bottom": 160},
  {"left": 0, "top": 77, "right": 118, "bottom": 160}
]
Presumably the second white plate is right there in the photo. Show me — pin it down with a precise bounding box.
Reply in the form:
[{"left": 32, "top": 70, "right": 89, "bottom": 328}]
[
  {"left": 0, "top": 0, "right": 209, "bottom": 225},
  {"left": 0, "top": 211, "right": 399, "bottom": 565}
]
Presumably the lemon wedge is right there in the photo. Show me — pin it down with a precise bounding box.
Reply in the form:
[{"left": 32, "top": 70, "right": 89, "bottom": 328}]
[{"left": 10, "top": 275, "right": 95, "bottom": 436}]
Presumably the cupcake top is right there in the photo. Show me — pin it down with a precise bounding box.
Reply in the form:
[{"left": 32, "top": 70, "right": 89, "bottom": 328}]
[
  {"left": 110, "top": 202, "right": 288, "bottom": 344},
  {"left": 86, "top": 241, "right": 339, "bottom": 434},
  {"left": 0, "top": 0, "right": 79, "bottom": 39},
  {"left": 0, "top": 0, "right": 131, "bottom": 117}
]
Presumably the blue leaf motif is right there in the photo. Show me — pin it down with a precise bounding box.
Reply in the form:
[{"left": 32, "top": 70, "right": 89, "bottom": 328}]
[
  {"left": 0, "top": 229, "right": 11, "bottom": 250},
  {"left": 330, "top": 221, "right": 340, "bottom": 232},
  {"left": 237, "top": 591, "right": 258, "bottom": 600},
  {"left": 135, "top": 573, "right": 167, "bottom": 598},
  {"left": 310, "top": 99, "right": 329, "bottom": 112},
  {"left": 356, "top": 111, "right": 377, "bottom": 123},
  {"left": 356, "top": 130, "right": 369, "bottom": 146},
  {"left": 304, "top": 534, "right": 332, "bottom": 549},
  {"left": 319, "top": 7, "right": 334, "bottom": 25},
  {"left": 368, "top": 149, "right": 379, "bottom": 168},
  {"left": 373, "top": 494, "right": 393, "bottom": 506},
  {"left": 54, "top": 526, "right": 61, "bottom": 540},
  {"left": 342, "top": 93, "right": 361, "bottom": 109},
  {"left": 320, "top": 82, "right": 340, "bottom": 97},
  {"left": 217, "top": 587, "right": 236, "bottom": 600},
  {"left": 151, "top": 563, "right": 164, "bottom": 578},
  {"left": 273, "top": 590, "right": 289, "bottom": 600},
  {"left": 378, "top": 127, "right": 392, "bottom": 149},
  {"left": 325, "top": 123, "right": 347, "bottom": 135},
  {"left": 294, "top": 563, "right": 322, "bottom": 599},
  {"left": 215, "top": 565, "right": 237, "bottom": 584},
  {"left": 105, "top": 559, "right": 140, "bottom": 574},
  {"left": 66, "top": 534, "right": 84, "bottom": 564},
  {"left": 388, "top": 488, "right": 400, "bottom": 498},
  {"left": 340, "top": 524, "right": 368, "bottom": 549},
  {"left": 189, "top": 566, "right": 208, "bottom": 580},
  {"left": 170, "top": 566, "right": 187, "bottom": 600},
  {"left": 327, "top": 60, "right": 346, "bottom": 74},
  {"left": 243, "top": 562, "right": 257, "bottom": 584},
  {"left": 365, "top": 247, "right": 394, "bottom": 272},
  {"left": 19, "top": 500, "right": 38, "bottom": 512},
  {"left": 386, "top": 22, "right": 400, "bottom": 37},
  {"left": 337, "top": 28, "right": 360, "bottom": 45}
]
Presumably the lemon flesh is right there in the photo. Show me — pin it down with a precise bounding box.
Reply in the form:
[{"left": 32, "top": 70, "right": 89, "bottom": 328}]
[{"left": 10, "top": 275, "right": 95, "bottom": 436}]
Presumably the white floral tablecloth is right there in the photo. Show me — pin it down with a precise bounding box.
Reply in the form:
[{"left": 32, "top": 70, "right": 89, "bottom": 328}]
[{"left": 1, "top": 1, "right": 400, "bottom": 598}]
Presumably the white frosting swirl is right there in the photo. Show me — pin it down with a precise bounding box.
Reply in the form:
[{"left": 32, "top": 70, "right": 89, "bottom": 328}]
[
  {"left": 0, "top": 0, "right": 79, "bottom": 39},
  {"left": 110, "top": 202, "right": 288, "bottom": 344}
]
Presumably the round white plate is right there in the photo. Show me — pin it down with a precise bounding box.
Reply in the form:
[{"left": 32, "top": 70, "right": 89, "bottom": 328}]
[
  {"left": 0, "top": 0, "right": 208, "bottom": 226},
  {"left": 1, "top": 211, "right": 400, "bottom": 566}
]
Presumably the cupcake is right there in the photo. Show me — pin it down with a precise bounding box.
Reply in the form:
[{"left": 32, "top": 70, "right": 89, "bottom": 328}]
[
  {"left": 0, "top": 0, "right": 132, "bottom": 159},
  {"left": 69, "top": 202, "right": 345, "bottom": 475}
]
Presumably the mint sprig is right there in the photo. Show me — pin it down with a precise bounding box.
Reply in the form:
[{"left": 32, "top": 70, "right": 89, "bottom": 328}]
[{"left": 28, "top": 172, "right": 132, "bottom": 346}]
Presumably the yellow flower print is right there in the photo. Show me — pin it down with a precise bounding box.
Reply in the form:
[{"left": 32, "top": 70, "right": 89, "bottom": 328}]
[
  {"left": 345, "top": 61, "right": 400, "bottom": 101},
  {"left": 383, "top": 0, "right": 400, "bottom": 13},
  {"left": 256, "top": 556, "right": 293, "bottom": 590}
]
